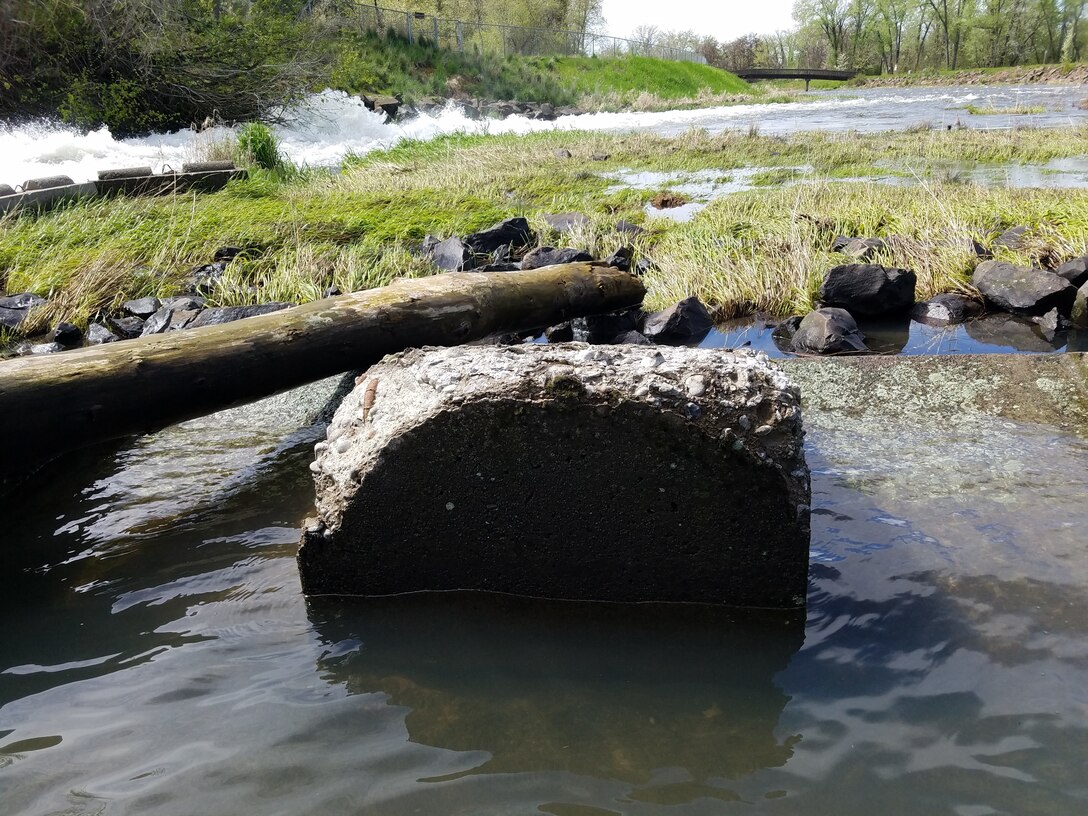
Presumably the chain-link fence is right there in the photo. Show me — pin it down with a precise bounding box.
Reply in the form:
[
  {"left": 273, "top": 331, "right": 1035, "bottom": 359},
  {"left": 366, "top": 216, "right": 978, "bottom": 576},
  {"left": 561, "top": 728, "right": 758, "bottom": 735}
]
[{"left": 337, "top": 3, "right": 706, "bottom": 64}]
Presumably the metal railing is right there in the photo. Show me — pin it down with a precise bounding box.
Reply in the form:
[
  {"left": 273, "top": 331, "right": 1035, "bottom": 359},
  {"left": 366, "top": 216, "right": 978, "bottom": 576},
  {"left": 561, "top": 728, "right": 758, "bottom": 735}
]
[{"left": 336, "top": 3, "right": 706, "bottom": 64}]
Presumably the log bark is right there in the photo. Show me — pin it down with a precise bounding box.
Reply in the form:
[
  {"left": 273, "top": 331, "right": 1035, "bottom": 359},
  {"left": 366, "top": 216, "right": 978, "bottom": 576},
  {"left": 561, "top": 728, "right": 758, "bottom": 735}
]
[{"left": 0, "top": 264, "right": 644, "bottom": 478}]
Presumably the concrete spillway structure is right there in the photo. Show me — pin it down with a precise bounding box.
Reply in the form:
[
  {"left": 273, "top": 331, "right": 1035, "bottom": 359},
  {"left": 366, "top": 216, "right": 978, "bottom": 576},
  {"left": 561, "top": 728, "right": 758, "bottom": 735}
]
[{"left": 299, "top": 344, "right": 812, "bottom": 608}]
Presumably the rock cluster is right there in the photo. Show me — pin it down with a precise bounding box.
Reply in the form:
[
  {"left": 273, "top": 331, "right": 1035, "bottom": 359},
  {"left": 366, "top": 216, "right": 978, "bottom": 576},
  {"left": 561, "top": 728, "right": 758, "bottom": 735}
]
[
  {"left": 2, "top": 247, "right": 295, "bottom": 357},
  {"left": 781, "top": 230, "right": 1088, "bottom": 354},
  {"left": 299, "top": 343, "right": 810, "bottom": 608}
]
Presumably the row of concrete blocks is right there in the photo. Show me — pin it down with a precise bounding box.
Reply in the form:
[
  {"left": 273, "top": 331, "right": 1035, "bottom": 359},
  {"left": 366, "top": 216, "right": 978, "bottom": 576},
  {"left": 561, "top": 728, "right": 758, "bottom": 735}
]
[{"left": 0, "top": 161, "right": 248, "bottom": 215}]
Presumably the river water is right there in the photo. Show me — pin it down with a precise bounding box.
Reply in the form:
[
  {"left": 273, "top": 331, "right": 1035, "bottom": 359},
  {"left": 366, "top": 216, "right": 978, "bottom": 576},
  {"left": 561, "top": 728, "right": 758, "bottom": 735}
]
[
  {"left": 2, "top": 364, "right": 1087, "bottom": 814},
  {"left": 2, "top": 83, "right": 1087, "bottom": 185},
  {"left": 4, "top": 86, "right": 1088, "bottom": 813}
]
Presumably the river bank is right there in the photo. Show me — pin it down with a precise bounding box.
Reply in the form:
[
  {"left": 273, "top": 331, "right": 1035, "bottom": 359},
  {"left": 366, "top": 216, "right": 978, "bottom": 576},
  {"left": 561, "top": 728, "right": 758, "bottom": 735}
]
[
  {"left": 852, "top": 62, "right": 1088, "bottom": 88},
  {"left": 4, "top": 123, "right": 1088, "bottom": 343}
]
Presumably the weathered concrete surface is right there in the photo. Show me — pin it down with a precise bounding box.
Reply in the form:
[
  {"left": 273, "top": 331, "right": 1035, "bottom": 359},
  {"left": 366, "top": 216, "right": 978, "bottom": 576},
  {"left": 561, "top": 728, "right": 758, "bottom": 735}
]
[
  {"left": 777, "top": 352, "right": 1088, "bottom": 433},
  {"left": 299, "top": 344, "right": 810, "bottom": 608}
]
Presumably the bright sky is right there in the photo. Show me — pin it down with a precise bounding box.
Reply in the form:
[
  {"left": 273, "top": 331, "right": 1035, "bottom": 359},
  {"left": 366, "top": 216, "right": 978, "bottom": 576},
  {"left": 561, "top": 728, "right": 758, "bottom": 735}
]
[{"left": 600, "top": 0, "right": 796, "bottom": 41}]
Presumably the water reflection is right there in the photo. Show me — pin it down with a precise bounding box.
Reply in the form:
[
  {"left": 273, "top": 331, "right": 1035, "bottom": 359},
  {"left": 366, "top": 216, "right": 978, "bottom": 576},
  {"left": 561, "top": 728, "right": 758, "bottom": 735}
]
[{"left": 310, "top": 594, "right": 804, "bottom": 790}]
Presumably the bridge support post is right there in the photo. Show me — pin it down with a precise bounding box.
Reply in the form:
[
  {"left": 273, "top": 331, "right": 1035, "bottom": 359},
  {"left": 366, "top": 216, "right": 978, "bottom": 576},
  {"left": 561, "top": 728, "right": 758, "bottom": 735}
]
[{"left": 805, "top": 78, "right": 811, "bottom": 92}]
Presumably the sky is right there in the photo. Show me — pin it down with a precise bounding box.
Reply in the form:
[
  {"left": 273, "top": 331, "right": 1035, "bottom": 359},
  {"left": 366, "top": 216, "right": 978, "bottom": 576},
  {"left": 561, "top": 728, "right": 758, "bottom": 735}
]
[{"left": 600, "top": 0, "right": 797, "bottom": 41}]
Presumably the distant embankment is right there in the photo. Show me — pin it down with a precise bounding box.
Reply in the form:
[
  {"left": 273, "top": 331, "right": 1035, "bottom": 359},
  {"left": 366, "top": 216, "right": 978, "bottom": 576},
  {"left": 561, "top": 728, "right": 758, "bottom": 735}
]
[{"left": 849, "top": 63, "right": 1088, "bottom": 88}]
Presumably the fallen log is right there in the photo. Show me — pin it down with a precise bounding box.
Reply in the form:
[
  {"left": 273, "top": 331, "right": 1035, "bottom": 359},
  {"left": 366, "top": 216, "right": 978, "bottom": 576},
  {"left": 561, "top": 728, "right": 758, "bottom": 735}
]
[{"left": 0, "top": 264, "right": 644, "bottom": 480}]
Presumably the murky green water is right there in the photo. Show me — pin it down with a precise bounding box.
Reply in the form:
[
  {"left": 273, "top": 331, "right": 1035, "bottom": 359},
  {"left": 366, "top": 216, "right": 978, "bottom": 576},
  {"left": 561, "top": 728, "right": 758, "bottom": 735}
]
[{"left": 2, "top": 370, "right": 1087, "bottom": 814}]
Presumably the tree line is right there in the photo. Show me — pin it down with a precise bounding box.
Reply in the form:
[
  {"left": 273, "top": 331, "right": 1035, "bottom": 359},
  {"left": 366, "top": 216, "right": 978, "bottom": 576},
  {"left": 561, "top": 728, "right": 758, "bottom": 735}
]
[{"left": 635, "top": 1, "right": 1086, "bottom": 73}]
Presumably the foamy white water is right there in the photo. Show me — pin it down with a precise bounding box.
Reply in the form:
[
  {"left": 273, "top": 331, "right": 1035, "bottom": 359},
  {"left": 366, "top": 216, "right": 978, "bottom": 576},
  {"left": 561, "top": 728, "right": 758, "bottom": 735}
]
[{"left": 2, "top": 84, "right": 1086, "bottom": 186}]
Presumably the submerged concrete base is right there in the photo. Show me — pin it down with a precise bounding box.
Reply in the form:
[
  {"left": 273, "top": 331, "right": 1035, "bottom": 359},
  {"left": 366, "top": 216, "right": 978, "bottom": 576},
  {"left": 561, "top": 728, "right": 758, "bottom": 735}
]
[{"left": 299, "top": 344, "right": 810, "bottom": 608}]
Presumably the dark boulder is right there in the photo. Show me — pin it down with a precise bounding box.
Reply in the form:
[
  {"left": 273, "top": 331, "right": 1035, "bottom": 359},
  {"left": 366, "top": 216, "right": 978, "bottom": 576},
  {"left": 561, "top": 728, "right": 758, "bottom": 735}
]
[
  {"left": 48, "top": 322, "right": 83, "bottom": 348},
  {"left": 107, "top": 316, "right": 146, "bottom": 338},
  {"left": 0, "top": 293, "right": 47, "bottom": 332},
  {"left": 1072, "top": 282, "right": 1088, "bottom": 329},
  {"left": 1056, "top": 256, "right": 1088, "bottom": 288},
  {"left": 840, "top": 237, "right": 886, "bottom": 262},
  {"left": 0, "top": 308, "right": 28, "bottom": 332},
  {"left": 818, "top": 264, "right": 917, "bottom": 316},
  {"left": 634, "top": 257, "right": 656, "bottom": 276},
  {"left": 572, "top": 308, "right": 641, "bottom": 343},
  {"left": 771, "top": 316, "right": 804, "bottom": 354},
  {"left": 0, "top": 293, "right": 47, "bottom": 311},
  {"left": 605, "top": 246, "right": 634, "bottom": 272},
  {"left": 831, "top": 235, "right": 857, "bottom": 252},
  {"left": 972, "top": 260, "right": 1077, "bottom": 316},
  {"left": 542, "top": 212, "right": 589, "bottom": 234},
  {"left": 613, "top": 330, "right": 653, "bottom": 345},
  {"left": 186, "top": 302, "right": 293, "bottom": 329},
  {"left": 553, "top": 149, "right": 573, "bottom": 159},
  {"left": 429, "top": 236, "right": 475, "bottom": 272},
  {"left": 993, "top": 225, "right": 1029, "bottom": 249},
  {"left": 640, "top": 297, "right": 714, "bottom": 343},
  {"left": 791, "top": 308, "right": 868, "bottom": 354},
  {"left": 86, "top": 322, "right": 120, "bottom": 345},
  {"left": 162, "top": 295, "right": 206, "bottom": 311},
  {"left": 614, "top": 220, "right": 646, "bottom": 237},
  {"left": 520, "top": 246, "right": 594, "bottom": 270},
  {"left": 323, "top": 286, "right": 342, "bottom": 298},
  {"left": 463, "top": 218, "right": 533, "bottom": 256},
  {"left": 123, "top": 296, "right": 161, "bottom": 319},
  {"left": 476, "top": 262, "right": 521, "bottom": 272},
  {"left": 140, "top": 307, "right": 198, "bottom": 336},
  {"left": 910, "top": 293, "right": 983, "bottom": 326},
  {"left": 0, "top": 184, "right": 14, "bottom": 197},
  {"left": 183, "top": 262, "right": 227, "bottom": 294},
  {"left": 213, "top": 246, "right": 242, "bottom": 262}
]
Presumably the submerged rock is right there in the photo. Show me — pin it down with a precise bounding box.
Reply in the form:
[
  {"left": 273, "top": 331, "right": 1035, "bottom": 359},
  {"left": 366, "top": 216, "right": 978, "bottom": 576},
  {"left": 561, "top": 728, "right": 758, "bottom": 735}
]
[
  {"left": 299, "top": 344, "right": 810, "bottom": 608},
  {"left": 791, "top": 308, "right": 868, "bottom": 354},
  {"left": 972, "top": 260, "right": 1076, "bottom": 316},
  {"left": 964, "top": 312, "right": 1064, "bottom": 352},
  {"left": 640, "top": 297, "right": 714, "bottom": 344},
  {"left": 910, "top": 293, "right": 983, "bottom": 326},
  {"left": 818, "top": 264, "right": 917, "bottom": 316}
]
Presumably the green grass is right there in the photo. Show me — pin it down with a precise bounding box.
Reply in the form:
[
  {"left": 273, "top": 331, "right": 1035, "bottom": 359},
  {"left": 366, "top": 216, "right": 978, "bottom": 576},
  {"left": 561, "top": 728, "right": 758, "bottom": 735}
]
[
  {"left": 329, "top": 33, "right": 751, "bottom": 111},
  {"left": 550, "top": 56, "right": 749, "bottom": 99},
  {"left": 961, "top": 103, "right": 1047, "bottom": 115},
  {"left": 4, "top": 126, "right": 1088, "bottom": 333}
]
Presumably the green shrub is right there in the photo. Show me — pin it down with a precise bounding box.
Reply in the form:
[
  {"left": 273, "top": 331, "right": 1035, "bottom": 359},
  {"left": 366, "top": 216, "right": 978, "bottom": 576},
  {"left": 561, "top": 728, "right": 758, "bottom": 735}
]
[{"left": 236, "top": 122, "right": 282, "bottom": 171}]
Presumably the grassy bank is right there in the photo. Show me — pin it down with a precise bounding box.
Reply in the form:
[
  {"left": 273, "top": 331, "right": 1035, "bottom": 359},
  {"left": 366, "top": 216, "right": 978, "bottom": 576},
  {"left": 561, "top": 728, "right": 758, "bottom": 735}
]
[
  {"left": 331, "top": 37, "right": 755, "bottom": 111},
  {"left": 850, "top": 62, "right": 1088, "bottom": 88},
  {"left": 4, "top": 126, "right": 1088, "bottom": 334}
]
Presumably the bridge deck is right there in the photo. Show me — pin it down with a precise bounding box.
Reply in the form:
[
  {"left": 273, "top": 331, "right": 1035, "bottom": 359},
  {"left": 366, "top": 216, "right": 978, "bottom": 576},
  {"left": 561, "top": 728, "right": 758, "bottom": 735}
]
[{"left": 734, "top": 68, "right": 857, "bottom": 87}]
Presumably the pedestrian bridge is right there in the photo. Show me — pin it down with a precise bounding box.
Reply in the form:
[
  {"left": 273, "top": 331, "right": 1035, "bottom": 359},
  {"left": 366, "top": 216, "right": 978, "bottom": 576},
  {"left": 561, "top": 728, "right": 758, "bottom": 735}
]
[{"left": 733, "top": 68, "right": 859, "bottom": 90}]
